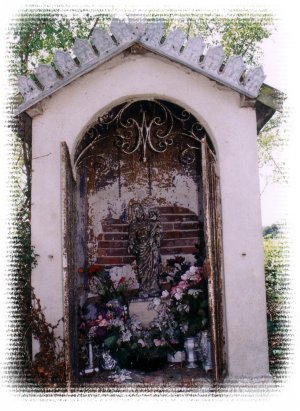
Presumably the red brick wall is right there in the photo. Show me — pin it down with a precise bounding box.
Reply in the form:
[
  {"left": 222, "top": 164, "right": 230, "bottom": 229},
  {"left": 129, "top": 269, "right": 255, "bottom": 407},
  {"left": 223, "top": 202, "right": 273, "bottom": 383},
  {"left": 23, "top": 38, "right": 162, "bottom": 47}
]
[{"left": 96, "top": 206, "right": 203, "bottom": 270}]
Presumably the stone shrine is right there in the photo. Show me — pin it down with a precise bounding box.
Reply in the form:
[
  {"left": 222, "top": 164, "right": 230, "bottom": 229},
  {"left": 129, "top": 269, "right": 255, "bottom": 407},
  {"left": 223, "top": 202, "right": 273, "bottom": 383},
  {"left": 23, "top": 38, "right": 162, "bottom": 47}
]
[{"left": 15, "top": 17, "right": 284, "bottom": 383}]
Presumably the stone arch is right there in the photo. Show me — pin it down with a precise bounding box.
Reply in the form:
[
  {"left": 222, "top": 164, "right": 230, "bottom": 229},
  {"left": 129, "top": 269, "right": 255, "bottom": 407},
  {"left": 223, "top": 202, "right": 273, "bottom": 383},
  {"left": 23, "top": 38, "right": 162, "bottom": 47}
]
[
  {"left": 71, "top": 97, "right": 226, "bottom": 381},
  {"left": 74, "top": 97, "right": 212, "bottom": 264}
]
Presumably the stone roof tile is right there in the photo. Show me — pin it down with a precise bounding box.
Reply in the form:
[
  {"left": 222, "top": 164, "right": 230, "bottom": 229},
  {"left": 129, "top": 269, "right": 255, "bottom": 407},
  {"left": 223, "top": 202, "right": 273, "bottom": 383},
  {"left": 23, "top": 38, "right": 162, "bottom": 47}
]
[{"left": 16, "top": 18, "right": 267, "bottom": 115}]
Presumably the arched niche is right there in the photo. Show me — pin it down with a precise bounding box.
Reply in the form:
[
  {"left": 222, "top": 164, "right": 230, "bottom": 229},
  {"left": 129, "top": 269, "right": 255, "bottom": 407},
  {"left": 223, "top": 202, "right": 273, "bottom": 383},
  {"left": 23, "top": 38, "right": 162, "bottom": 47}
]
[{"left": 65, "top": 98, "right": 225, "bottom": 382}]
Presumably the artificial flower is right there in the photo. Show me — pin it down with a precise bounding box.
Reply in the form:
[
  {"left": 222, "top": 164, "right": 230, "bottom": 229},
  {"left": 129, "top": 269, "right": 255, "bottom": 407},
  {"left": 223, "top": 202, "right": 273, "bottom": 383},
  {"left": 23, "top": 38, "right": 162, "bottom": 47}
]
[
  {"left": 138, "top": 338, "right": 147, "bottom": 348},
  {"left": 153, "top": 338, "right": 165, "bottom": 347},
  {"left": 178, "top": 280, "right": 188, "bottom": 290},
  {"left": 98, "top": 318, "right": 108, "bottom": 327},
  {"left": 174, "top": 289, "right": 184, "bottom": 300}
]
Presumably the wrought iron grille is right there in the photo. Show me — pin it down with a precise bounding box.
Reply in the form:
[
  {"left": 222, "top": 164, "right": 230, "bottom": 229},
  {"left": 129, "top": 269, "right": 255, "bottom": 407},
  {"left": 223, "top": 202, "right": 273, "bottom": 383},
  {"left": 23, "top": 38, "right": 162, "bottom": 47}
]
[{"left": 74, "top": 100, "right": 207, "bottom": 170}]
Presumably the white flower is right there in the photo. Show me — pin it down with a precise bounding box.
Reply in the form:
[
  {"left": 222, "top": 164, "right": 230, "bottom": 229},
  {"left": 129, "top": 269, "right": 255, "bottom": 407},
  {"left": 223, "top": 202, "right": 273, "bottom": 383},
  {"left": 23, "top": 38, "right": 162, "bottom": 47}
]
[
  {"left": 177, "top": 303, "right": 189, "bottom": 313},
  {"left": 181, "top": 273, "right": 188, "bottom": 280},
  {"left": 180, "top": 323, "right": 189, "bottom": 333},
  {"left": 174, "top": 290, "right": 183, "bottom": 300},
  {"left": 153, "top": 297, "right": 161, "bottom": 306},
  {"left": 121, "top": 329, "right": 132, "bottom": 342},
  {"left": 182, "top": 304, "right": 190, "bottom": 312},
  {"left": 189, "top": 266, "right": 197, "bottom": 274},
  {"left": 88, "top": 326, "right": 97, "bottom": 337},
  {"left": 129, "top": 315, "right": 142, "bottom": 331},
  {"left": 188, "top": 289, "right": 201, "bottom": 297},
  {"left": 161, "top": 290, "right": 169, "bottom": 298}
]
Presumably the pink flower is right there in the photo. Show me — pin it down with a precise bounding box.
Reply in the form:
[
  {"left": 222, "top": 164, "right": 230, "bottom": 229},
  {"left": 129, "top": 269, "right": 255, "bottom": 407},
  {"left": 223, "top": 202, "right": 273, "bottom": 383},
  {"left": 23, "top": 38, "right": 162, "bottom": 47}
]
[
  {"left": 171, "top": 284, "right": 185, "bottom": 300},
  {"left": 138, "top": 339, "right": 147, "bottom": 348},
  {"left": 154, "top": 338, "right": 166, "bottom": 347},
  {"left": 193, "top": 273, "right": 202, "bottom": 283},
  {"left": 170, "top": 286, "right": 177, "bottom": 297},
  {"left": 106, "top": 311, "right": 114, "bottom": 320},
  {"left": 98, "top": 318, "right": 108, "bottom": 327},
  {"left": 178, "top": 280, "right": 188, "bottom": 290}
]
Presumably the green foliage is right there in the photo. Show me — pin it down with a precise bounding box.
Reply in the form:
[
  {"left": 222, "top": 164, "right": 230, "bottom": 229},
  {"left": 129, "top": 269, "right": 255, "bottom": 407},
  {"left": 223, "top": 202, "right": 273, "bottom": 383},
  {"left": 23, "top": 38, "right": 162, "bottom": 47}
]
[
  {"left": 103, "top": 335, "right": 118, "bottom": 349},
  {"left": 263, "top": 223, "right": 280, "bottom": 239},
  {"left": 220, "top": 15, "right": 272, "bottom": 64},
  {"left": 9, "top": 9, "right": 112, "bottom": 78},
  {"left": 9, "top": 9, "right": 273, "bottom": 79},
  {"left": 258, "top": 111, "right": 288, "bottom": 183},
  {"left": 145, "top": 9, "right": 273, "bottom": 62},
  {"left": 163, "top": 13, "right": 273, "bottom": 65},
  {"left": 263, "top": 235, "right": 289, "bottom": 374}
]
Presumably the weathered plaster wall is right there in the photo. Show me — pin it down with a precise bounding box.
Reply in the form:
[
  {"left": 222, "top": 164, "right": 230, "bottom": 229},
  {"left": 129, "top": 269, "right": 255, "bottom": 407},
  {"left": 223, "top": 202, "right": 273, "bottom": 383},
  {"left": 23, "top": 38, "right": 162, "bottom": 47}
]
[
  {"left": 30, "top": 50, "right": 268, "bottom": 377},
  {"left": 80, "top": 129, "right": 203, "bottom": 274}
]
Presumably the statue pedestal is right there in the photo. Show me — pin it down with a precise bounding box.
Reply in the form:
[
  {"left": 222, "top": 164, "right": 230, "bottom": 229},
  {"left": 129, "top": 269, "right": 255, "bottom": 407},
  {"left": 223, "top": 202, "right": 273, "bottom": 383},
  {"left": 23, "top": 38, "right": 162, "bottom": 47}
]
[{"left": 128, "top": 298, "right": 157, "bottom": 328}]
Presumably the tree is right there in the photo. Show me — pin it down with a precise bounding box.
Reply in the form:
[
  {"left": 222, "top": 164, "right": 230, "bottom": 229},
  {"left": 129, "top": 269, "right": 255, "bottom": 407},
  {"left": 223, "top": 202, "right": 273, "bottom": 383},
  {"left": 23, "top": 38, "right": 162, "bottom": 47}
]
[
  {"left": 263, "top": 223, "right": 280, "bottom": 239},
  {"left": 258, "top": 111, "right": 287, "bottom": 186}
]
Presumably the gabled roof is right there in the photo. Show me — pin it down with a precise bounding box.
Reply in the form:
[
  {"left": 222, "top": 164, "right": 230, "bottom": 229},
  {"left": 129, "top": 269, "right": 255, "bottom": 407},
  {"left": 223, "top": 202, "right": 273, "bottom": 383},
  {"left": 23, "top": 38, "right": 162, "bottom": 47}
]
[{"left": 16, "top": 18, "right": 282, "bottom": 123}]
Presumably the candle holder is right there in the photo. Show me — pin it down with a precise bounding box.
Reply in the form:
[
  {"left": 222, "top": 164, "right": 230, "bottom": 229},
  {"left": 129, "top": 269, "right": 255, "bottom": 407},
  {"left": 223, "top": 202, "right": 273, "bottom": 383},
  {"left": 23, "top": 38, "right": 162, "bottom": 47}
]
[
  {"left": 197, "top": 330, "right": 212, "bottom": 371},
  {"left": 184, "top": 337, "right": 198, "bottom": 368},
  {"left": 81, "top": 337, "right": 99, "bottom": 375}
]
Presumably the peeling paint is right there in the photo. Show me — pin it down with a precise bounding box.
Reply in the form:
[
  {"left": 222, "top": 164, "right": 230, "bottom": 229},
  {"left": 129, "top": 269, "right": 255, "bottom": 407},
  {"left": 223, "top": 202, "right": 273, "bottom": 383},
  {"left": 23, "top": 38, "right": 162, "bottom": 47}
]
[{"left": 76, "top": 100, "right": 205, "bottom": 267}]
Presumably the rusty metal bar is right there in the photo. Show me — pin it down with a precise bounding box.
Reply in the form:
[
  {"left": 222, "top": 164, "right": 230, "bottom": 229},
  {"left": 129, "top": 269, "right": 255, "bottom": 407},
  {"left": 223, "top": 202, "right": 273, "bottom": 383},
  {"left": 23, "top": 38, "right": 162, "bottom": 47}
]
[
  {"left": 201, "top": 137, "right": 226, "bottom": 384},
  {"left": 61, "top": 142, "right": 78, "bottom": 385}
]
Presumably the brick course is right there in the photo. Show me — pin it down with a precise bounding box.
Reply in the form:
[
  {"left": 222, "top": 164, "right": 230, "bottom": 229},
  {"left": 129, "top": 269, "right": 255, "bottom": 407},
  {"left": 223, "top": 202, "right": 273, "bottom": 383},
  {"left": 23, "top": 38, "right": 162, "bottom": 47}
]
[{"left": 96, "top": 206, "right": 203, "bottom": 270}]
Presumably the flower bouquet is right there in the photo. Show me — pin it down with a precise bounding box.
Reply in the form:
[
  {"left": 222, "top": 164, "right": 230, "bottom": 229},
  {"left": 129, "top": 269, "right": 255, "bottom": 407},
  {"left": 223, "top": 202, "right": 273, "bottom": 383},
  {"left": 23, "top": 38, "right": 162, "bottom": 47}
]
[
  {"left": 78, "top": 257, "right": 209, "bottom": 372},
  {"left": 151, "top": 257, "right": 209, "bottom": 350}
]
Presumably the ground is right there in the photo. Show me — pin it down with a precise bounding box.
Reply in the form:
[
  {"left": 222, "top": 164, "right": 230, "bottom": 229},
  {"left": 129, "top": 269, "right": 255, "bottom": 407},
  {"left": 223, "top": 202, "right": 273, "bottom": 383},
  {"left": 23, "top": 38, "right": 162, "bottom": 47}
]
[{"left": 79, "top": 362, "right": 212, "bottom": 386}]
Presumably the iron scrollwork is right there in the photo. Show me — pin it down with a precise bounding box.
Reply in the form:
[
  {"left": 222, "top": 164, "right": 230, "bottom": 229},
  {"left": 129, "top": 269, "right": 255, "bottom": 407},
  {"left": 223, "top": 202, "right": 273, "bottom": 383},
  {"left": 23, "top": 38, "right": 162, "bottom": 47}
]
[{"left": 74, "top": 100, "right": 206, "bottom": 170}]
